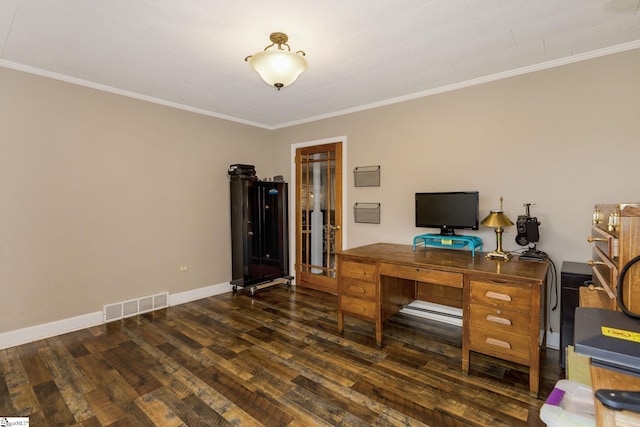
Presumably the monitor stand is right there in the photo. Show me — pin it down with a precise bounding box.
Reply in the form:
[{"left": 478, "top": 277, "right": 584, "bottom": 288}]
[{"left": 412, "top": 233, "right": 483, "bottom": 257}]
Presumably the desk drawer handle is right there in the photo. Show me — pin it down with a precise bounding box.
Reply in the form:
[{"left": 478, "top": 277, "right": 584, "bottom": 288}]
[
  {"left": 486, "top": 314, "right": 512, "bottom": 325},
  {"left": 485, "top": 337, "right": 511, "bottom": 349},
  {"left": 485, "top": 291, "right": 511, "bottom": 302}
]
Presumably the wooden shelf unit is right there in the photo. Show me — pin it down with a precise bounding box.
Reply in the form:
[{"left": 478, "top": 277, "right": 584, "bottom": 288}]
[
  {"left": 581, "top": 203, "right": 640, "bottom": 426},
  {"left": 588, "top": 203, "right": 640, "bottom": 312}
]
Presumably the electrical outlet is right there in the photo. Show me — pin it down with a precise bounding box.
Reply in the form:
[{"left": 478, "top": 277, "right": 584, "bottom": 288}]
[{"left": 179, "top": 265, "right": 189, "bottom": 272}]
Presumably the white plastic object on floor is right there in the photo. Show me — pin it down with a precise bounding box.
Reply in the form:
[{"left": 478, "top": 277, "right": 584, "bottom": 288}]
[{"left": 540, "top": 379, "right": 596, "bottom": 426}]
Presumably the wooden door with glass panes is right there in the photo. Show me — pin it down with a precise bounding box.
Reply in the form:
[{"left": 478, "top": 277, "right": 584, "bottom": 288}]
[{"left": 295, "top": 142, "right": 343, "bottom": 293}]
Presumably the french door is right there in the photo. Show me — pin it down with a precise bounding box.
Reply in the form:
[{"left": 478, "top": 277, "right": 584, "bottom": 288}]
[{"left": 295, "top": 142, "right": 343, "bottom": 293}]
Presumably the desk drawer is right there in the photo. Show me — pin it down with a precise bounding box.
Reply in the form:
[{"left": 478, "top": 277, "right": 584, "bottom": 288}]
[
  {"left": 469, "top": 326, "right": 530, "bottom": 362},
  {"left": 341, "top": 277, "right": 376, "bottom": 298},
  {"left": 340, "top": 259, "right": 377, "bottom": 282},
  {"left": 469, "top": 280, "right": 531, "bottom": 312},
  {"left": 380, "top": 263, "right": 463, "bottom": 288},
  {"left": 340, "top": 296, "right": 376, "bottom": 319},
  {"left": 469, "top": 304, "right": 530, "bottom": 337}
]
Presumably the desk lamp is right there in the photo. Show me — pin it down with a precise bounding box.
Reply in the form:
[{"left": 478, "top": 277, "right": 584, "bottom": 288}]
[{"left": 481, "top": 197, "right": 514, "bottom": 261}]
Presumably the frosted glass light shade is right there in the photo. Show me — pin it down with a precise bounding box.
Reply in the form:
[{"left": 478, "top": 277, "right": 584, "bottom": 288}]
[{"left": 248, "top": 50, "right": 307, "bottom": 89}]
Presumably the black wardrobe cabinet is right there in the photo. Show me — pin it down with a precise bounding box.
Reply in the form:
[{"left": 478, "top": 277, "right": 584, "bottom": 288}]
[{"left": 229, "top": 175, "right": 290, "bottom": 294}]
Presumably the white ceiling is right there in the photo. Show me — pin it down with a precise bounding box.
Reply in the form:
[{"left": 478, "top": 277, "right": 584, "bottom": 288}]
[{"left": 1, "top": 0, "right": 640, "bottom": 129}]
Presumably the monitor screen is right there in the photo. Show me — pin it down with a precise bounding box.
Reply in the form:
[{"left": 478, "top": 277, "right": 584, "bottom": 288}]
[{"left": 415, "top": 191, "right": 479, "bottom": 235}]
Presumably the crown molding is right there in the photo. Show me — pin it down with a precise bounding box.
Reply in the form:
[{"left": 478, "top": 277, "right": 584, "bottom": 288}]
[
  {"left": 3, "top": 39, "right": 640, "bottom": 131},
  {"left": 271, "top": 40, "right": 640, "bottom": 129}
]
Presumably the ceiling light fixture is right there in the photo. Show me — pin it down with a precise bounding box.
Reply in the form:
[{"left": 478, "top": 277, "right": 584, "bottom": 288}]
[{"left": 245, "top": 32, "right": 307, "bottom": 91}]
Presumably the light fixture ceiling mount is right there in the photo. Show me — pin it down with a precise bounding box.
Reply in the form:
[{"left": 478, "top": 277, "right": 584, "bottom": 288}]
[
  {"left": 245, "top": 32, "right": 307, "bottom": 91},
  {"left": 265, "top": 32, "right": 290, "bottom": 48}
]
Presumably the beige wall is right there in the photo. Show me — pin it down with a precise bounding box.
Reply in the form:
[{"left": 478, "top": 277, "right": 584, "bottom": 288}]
[
  {"left": 0, "top": 67, "right": 273, "bottom": 332},
  {"left": 2, "top": 48, "right": 639, "bottom": 337},
  {"left": 272, "top": 48, "right": 640, "bottom": 333}
]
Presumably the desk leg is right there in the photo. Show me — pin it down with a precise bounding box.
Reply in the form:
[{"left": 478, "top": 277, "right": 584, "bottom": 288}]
[
  {"left": 337, "top": 309, "right": 344, "bottom": 334},
  {"left": 529, "top": 358, "right": 540, "bottom": 398},
  {"left": 375, "top": 319, "right": 383, "bottom": 347},
  {"left": 462, "top": 306, "right": 470, "bottom": 375},
  {"left": 461, "top": 348, "right": 470, "bottom": 375}
]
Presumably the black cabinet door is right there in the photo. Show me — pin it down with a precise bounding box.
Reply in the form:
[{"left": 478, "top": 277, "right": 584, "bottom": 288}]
[
  {"left": 230, "top": 178, "right": 288, "bottom": 287},
  {"left": 246, "top": 181, "right": 263, "bottom": 283},
  {"left": 260, "top": 183, "right": 288, "bottom": 279}
]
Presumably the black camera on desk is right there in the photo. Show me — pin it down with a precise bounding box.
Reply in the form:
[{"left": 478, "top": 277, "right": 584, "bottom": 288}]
[
  {"left": 515, "top": 214, "right": 540, "bottom": 246},
  {"left": 516, "top": 204, "right": 547, "bottom": 261}
]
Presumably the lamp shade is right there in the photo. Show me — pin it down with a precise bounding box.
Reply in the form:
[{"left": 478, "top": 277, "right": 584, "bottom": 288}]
[
  {"left": 248, "top": 50, "right": 307, "bottom": 89},
  {"left": 481, "top": 211, "right": 514, "bottom": 228}
]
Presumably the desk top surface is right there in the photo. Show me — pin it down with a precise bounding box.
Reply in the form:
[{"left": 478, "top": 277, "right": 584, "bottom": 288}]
[{"left": 338, "top": 243, "right": 549, "bottom": 282}]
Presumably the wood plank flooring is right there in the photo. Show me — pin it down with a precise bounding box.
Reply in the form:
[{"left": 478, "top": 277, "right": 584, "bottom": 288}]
[{"left": 0, "top": 285, "right": 563, "bottom": 426}]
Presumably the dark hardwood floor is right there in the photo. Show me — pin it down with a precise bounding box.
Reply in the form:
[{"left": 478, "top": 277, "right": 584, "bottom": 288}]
[{"left": 0, "top": 285, "right": 562, "bottom": 426}]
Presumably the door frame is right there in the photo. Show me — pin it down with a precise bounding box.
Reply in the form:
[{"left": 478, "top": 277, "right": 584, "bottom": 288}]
[{"left": 289, "top": 136, "right": 348, "bottom": 285}]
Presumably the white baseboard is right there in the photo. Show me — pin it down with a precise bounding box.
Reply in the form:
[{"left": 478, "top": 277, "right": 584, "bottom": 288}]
[
  {"left": 169, "top": 282, "right": 232, "bottom": 306},
  {"left": 545, "top": 331, "right": 560, "bottom": 350},
  {"left": 0, "top": 281, "right": 232, "bottom": 350},
  {"left": 0, "top": 311, "right": 103, "bottom": 350},
  {"left": 1, "top": 283, "right": 561, "bottom": 353}
]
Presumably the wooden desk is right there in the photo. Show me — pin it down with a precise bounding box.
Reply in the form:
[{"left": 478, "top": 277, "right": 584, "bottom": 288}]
[{"left": 336, "top": 243, "right": 549, "bottom": 396}]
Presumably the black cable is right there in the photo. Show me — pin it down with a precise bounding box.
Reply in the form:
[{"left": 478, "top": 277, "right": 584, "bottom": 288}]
[
  {"left": 548, "top": 257, "right": 558, "bottom": 312},
  {"left": 510, "top": 246, "right": 558, "bottom": 332},
  {"left": 616, "top": 255, "right": 640, "bottom": 319},
  {"left": 545, "top": 257, "right": 558, "bottom": 334}
]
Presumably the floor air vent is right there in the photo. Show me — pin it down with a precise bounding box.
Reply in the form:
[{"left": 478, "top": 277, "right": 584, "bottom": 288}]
[{"left": 103, "top": 291, "right": 169, "bottom": 323}]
